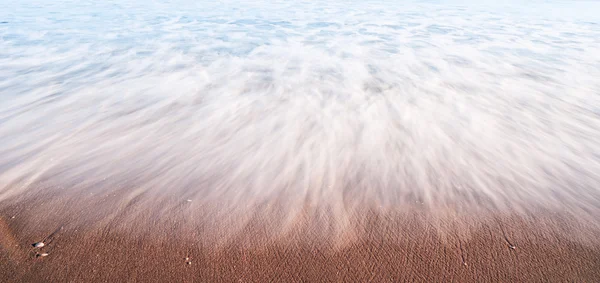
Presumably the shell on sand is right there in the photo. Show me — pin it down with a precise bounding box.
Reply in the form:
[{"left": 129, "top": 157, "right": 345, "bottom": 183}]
[{"left": 32, "top": 242, "right": 45, "bottom": 248}]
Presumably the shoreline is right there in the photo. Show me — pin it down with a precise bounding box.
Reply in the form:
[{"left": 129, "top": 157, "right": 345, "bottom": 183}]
[{"left": 2, "top": 196, "right": 600, "bottom": 282}]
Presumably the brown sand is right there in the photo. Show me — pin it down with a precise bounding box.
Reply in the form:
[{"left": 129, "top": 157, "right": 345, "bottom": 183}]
[{"left": 1, "top": 194, "right": 600, "bottom": 282}]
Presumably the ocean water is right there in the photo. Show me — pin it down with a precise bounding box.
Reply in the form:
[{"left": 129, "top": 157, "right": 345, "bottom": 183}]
[{"left": 1, "top": 0, "right": 600, "bottom": 225}]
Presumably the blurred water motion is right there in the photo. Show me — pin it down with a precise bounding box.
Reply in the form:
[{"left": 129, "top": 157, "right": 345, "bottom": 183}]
[{"left": 1, "top": 0, "right": 600, "bottom": 225}]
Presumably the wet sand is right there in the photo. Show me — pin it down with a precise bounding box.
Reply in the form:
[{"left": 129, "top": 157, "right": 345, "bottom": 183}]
[{"left": 1, "top": 193, "right": 600, "bottom": 282}]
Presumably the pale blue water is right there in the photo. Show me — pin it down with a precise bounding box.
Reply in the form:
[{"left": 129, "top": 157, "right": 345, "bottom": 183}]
[{"left": 0, "top": 0, "right": 600, "bottom": 220}]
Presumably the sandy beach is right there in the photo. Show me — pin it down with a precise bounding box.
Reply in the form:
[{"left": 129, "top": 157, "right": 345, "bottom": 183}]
[
  {"left": 2, "top": 0, "right": 600, "bottom": 281},
  {"left": 2, "top": 190, "right": 600, "bottom": 282}
]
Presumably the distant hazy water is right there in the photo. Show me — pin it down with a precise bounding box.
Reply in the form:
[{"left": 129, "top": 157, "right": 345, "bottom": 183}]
[{"left": 0, "top": 0, "right": 599, "bottom": 220}]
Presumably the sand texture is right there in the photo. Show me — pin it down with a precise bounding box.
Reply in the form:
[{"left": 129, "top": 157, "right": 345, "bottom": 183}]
[{"left": 1, "top": 195, "right": 600, "bottom": 282}]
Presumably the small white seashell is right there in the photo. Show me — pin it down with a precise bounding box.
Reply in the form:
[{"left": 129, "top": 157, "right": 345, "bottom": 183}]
[
  {"left": 37, "top": 253, "right": 49, "bottom": 257},
  {"left": 32, "top": 242, "right": 45, "bottom": 248},
  {"left": 186, "top": 261, "right": 192, "bottom": 265}
]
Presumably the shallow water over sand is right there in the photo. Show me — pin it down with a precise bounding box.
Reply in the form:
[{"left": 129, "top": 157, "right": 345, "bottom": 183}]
[{"left": 1, "top": 0, "right": 600, "bottom": 232}]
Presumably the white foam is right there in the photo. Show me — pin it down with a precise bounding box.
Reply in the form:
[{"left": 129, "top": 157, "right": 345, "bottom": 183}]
[{"left": 1, "top": 0, "right": 599, "bottom": 222}]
